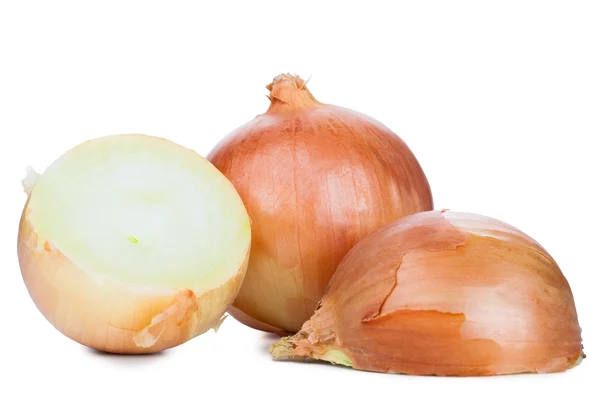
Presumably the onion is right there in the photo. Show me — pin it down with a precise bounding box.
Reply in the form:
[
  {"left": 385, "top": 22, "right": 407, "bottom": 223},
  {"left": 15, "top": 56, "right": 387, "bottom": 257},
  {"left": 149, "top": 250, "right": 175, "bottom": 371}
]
[
  {"left": 207, "top": 74, "right": 433, "bottom": 333},
  {"left": 17, "top": 134, "right": 251, "bottom": 354},
  {"left": 271, "top": 210, "right": 584, "bottom": 376}
]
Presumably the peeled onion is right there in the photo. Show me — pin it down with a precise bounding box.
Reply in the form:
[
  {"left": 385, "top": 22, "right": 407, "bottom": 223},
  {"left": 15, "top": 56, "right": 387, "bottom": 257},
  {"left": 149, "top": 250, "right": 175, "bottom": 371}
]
[
  {"left": 207, "top": 74, "right": 433, "bottom": 333},
  {"left": 271, "top": 210, "right": 584, "bottom": 376},
  {"left": 18, "top": 134, "right": 251, "bottom": 353}
]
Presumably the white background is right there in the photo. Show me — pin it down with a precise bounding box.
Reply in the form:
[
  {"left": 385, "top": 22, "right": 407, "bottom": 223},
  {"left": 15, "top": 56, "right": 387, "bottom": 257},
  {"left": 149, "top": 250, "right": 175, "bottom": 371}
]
[{"left": 1, "top": 1, "right": 598, "bottom": 399}]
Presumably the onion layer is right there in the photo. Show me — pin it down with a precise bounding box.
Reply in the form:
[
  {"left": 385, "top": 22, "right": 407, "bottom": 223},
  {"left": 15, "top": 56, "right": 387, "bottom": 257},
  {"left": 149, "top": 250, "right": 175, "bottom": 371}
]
[
  {"left": 18, "top": 134, "right": 251, "bottom": 353},
  {"left": 208, "top": 74, "right": 433, "bottom": 333},
  {"left": 271, "top": 210, "right": 584, "bottom": 376}
]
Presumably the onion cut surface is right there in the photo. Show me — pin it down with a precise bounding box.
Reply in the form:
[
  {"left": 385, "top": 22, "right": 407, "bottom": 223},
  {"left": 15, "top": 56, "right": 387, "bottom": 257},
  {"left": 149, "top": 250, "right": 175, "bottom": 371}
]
[
  {"left": 208, "top": 74, "right": 433, "bottom": 333},
  {"left": 271, "top": 210, "right": 584, "bottom": 376},
  {"left": 18, "top": 134, "right": 251, "bottom": 353}
]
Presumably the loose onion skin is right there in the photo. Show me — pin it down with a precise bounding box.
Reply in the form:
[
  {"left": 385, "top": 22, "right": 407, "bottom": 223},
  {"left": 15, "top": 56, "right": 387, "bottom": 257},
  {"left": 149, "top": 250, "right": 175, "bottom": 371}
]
[
  {"left": 208, "top": 74, "right": 433, "bottom": 333},
  {"left": 271, "top": 210, "right": 584, "bottom": 376},
  {"left": 18, "top": 134, "right": 251, "bottom": 354}
]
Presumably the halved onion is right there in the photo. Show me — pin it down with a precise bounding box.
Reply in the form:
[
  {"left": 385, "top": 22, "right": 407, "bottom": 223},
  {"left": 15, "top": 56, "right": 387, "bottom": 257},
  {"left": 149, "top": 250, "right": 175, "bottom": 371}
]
[
  {"left": 271, "top": 210, "right": 584, "bottom": 376},
  {"left": 18, "top": 134, "right": 251, "bottom": 354}
]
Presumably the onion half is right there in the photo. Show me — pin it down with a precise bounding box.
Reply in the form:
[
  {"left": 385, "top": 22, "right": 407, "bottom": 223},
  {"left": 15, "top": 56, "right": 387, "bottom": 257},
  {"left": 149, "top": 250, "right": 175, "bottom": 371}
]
[
  {"left": 271, "top": 210, "right": 584, "bottom": 376},
  {"left": 208, "top": 74, "right": 433, "bottom": 333},
  {"left": 18, "top": 134, "right": 251, "bottom": 353}
]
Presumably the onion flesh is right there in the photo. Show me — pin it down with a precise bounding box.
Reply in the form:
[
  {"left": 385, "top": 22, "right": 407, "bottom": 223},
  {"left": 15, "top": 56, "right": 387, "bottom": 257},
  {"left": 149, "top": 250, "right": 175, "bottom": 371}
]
[
  {"left": 271, "top": 210, "right": 584, "bottom": 376},
  {"left": 18, "top": 134, "right": 251, "bottom": 353},
  {"left": 208, "top": 74, "right": 433, "bottom": 333}
]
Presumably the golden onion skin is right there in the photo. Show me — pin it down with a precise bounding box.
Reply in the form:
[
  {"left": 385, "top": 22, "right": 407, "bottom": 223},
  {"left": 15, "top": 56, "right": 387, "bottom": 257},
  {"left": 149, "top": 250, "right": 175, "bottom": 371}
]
[
  {"left": 271, "top": 210, "right": 584, "bottom": 376},
  {"left": 208, "top": 74, "right": 433, "bottom": 333}
]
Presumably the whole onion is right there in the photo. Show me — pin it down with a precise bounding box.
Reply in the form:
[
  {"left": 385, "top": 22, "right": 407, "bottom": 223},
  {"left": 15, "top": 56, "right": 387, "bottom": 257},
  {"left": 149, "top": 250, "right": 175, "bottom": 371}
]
[
  {"left": 18, "top": 134, "right": 251, "bottom": 353},
  {"left": 208, "top": 74, "right": 433, "bottom": 333},
  {"left": 271, "top": 210, "right": 584, "bottom": 376}
]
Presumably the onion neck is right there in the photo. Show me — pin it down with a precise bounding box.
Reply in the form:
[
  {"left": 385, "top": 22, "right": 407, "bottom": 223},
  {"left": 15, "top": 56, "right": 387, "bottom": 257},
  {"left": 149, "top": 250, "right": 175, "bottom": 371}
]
[{"left": 266, "top": 73, "right": 320, "bottom": 113}]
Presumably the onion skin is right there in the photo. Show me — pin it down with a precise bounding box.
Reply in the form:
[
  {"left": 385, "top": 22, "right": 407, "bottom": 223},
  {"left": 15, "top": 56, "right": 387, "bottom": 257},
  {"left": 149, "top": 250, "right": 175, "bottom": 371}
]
[
  {"left": 226, "top": 305, "right": 288, "bottom": 336},
  {"left": 208, "top": 74, "right": 433, "bottom": 333},
  {"left": 271, "top": 210, "right": 584, "bottom": 376}
]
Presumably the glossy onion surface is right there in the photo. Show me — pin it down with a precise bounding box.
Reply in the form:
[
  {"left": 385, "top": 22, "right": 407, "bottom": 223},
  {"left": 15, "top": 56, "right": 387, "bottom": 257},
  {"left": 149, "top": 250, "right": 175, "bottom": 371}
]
[{"left": 208, "top": 74, "right": 433, "bottom": 333}]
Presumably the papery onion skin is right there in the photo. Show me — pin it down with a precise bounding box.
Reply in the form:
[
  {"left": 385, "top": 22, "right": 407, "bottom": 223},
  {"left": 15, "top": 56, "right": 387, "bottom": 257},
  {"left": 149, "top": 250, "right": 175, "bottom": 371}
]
[
  {"left": 271, "top": 210, "right": 584, "bottom": 376},
  {"left": 207, "top": 74, "right": 433, "bottom": 333},
  {"left": 18, "top": 135, "right": 251, "bottom": 354}
]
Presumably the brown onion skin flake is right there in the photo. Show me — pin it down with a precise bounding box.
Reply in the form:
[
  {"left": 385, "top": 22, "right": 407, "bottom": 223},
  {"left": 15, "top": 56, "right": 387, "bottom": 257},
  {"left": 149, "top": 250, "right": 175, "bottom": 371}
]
[
  {"left": 208, "top": 74, "right": 433, "bottom": 334},
  {"left": 271, "top": 210, "right": 584, "bottom": 376}
]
